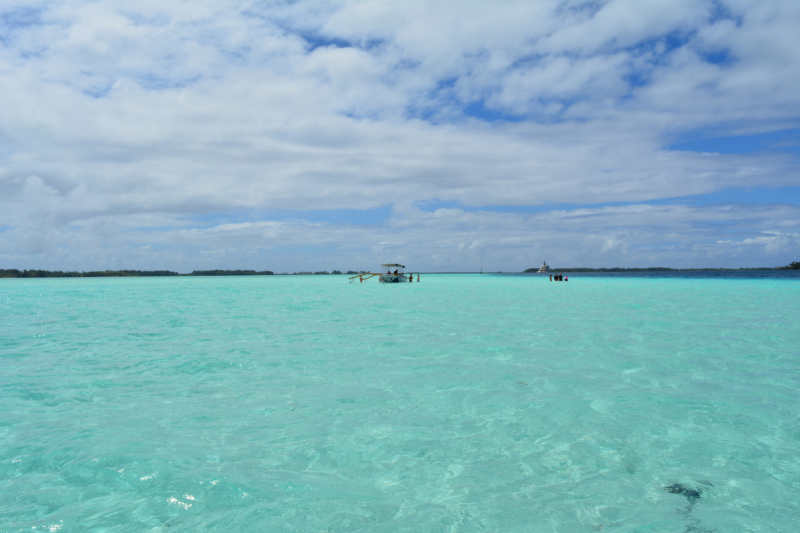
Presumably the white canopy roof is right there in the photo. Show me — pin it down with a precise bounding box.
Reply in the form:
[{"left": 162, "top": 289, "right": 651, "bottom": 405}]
[{"left": 381, "top": 263, "right": 406, "bottom": 268}]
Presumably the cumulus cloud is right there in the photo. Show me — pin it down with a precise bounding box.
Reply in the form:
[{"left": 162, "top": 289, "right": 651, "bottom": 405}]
[
  {"left": 3, "top": 201, "right": 798, "bottom": 272},
  {"left": 0, "top": 0, "right": 798, "bottom": 270}
]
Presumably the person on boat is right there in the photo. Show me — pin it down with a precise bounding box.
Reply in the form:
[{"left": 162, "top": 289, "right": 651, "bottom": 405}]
[
  {"left": 387, "top": 269, "right": 391, "bottom": 274},
  {"left": 394, "top": 269, "right": 399, "bottom": 275}
]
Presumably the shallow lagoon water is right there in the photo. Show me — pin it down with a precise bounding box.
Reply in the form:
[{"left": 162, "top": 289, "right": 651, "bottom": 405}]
[{"left": 2, "top": 274, "right": 799, "bottom": 532}]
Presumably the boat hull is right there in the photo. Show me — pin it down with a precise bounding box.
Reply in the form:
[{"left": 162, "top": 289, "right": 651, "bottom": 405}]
[{"left": 380, "top": 274, "right": 409, "bottom": 283}]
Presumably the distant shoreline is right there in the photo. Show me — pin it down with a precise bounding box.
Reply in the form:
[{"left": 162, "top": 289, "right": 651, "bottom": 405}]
[
  {"left": 0, "top": 269, "right": 273, "bottom": 278},
  {"left": 522, "top": 267, "right": 794, "bottom": 273},
  {"left": 2, "top": 266, "right": 797, "bottom": 278}
]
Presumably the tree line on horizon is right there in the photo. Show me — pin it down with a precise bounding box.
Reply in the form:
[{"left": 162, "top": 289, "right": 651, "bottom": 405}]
[
  {"left": 524, "top": 263, "right": 800, "bottom": 272},
  {"left": 0, "top": 269, "right": 278, "bottom": 278},
  {"left": 0, "top": 269, "right": 369, "bottom": 278},
  {"left": 2, "top": 263, "right": 798, "bottom": 278},
  {"left": 0, "top": 269, "right": 180, "bottom": 278}
]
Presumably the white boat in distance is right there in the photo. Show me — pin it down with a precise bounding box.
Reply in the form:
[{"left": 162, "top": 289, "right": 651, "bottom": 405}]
[{"left": 537, "top": 261, "right": 551, "bottom": 273}]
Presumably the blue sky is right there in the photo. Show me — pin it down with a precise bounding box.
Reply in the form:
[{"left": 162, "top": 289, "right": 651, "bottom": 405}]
[{"left": 1, "top": 0, "right": 799, "bottom": 272}]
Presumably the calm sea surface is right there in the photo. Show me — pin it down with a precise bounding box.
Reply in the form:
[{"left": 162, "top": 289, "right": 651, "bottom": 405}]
[{"left": 2, "top": 273, "right": 799, "bottom": 532}]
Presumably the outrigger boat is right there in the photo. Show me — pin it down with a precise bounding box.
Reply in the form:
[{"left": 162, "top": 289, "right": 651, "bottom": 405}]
[
  {"left": 349, "top": 263, "right": 413, "bottom": 283},
  {"left": 379, "top": 263, "right": 409, "bottom": 283}
]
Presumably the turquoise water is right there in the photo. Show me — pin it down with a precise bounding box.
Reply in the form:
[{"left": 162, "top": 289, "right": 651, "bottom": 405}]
[{"left": 2, "top": 274, "right": 799, "bottom": 532}]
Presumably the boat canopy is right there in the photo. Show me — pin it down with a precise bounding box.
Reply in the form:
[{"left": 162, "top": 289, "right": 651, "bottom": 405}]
[{"left": 381, "top": 263, "right": 406, "bottom": 268}]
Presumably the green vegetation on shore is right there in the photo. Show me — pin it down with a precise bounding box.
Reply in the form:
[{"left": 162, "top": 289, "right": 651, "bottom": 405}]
[
  {"left": 0, "top": 269, "right": 351, "bottom": 278},
  {"left": 3, "top": 263, "right": 797, "bottom": 278},
  {"left": 0, "top": 269, "right": 179, "bottom": 278},
  {"left": 187, "top": 270, "right": 274, "bottom": 276},
  {"left": 524, "top": 267, "right": 676, "bottom": 273},
  {"left": 523, "top": 265, "right": 797, "bottom": 273},
  {"left": 0, "top": 269, "right": 277, "bottom": 278}
]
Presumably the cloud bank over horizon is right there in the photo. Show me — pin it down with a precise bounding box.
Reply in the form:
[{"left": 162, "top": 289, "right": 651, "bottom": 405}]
[{"left": 1, "top": 0, "right": 799, "bottom": 272}]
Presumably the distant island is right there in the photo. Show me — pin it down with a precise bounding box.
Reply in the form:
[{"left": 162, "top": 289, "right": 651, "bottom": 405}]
[
  {"left": 0, "top": 269, "right": 369, "bottom": 278},
  {"left": 185, "top": 270, "right": 275, "bottom": 276},
  {"left": 523, "top": 262, "right": 800, "bottom": 273},
  {"left": 0, "top": 269, "right": 274, "bottom": 278},
  {"left": 0, "top": 269, "right": 181, "bottom": 278},
  {"left": 3, "top": 263, "right": 798, "bottom": 278}
]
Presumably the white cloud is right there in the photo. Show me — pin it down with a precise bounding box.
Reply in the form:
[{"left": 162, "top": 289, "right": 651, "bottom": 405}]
[
  {"left": 0, "top": 0, "right": 798, "bottom": 270},
  {"left": 2, "top": 202, "right": 798, "bottom": 272}
]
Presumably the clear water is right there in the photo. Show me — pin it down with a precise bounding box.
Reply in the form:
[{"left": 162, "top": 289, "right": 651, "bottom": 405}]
[{"left": 2, "top": 274, "right": 799, "bottom": 532}]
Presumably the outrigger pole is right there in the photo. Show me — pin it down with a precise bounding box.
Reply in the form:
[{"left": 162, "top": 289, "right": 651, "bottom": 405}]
[{"left": 349, "top": 273, "right": 381, "bottom": 283}]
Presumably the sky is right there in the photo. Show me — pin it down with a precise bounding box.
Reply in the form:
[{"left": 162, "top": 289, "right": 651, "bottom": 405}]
[{"left": 1, "top": 0, "right": 799, "bottom": 273}]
